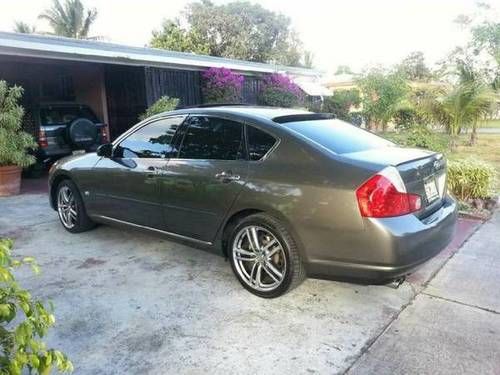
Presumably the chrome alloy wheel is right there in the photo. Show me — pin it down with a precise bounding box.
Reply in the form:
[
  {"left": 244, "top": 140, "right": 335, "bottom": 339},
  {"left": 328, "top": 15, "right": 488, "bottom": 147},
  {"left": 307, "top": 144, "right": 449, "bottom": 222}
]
[
  {"left": 232, "top": 225, "right": 287, "bottom": 292},
  {"left": 57, "top": 186, "right": 77, "bottom": 229}
]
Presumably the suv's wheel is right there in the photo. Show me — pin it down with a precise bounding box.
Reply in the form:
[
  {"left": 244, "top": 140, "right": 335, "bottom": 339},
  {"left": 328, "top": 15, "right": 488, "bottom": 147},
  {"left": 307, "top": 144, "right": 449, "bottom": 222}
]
[
  {"left": 228, "top": 213, "right": 305, "bottom": 298},
  {"left": 56, "top": 180, "right": 95, "bottom": 233}
]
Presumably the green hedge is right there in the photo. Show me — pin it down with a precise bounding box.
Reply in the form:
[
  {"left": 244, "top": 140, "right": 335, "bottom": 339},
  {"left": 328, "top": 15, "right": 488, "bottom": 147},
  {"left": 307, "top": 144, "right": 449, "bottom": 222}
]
[{"left": 447, "top": 158, "right": 496, "bottom": 200}]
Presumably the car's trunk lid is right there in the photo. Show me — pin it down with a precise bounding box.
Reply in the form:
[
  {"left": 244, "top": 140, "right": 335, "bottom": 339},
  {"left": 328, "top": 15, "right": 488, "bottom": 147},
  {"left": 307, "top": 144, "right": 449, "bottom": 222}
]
[{"left": 344, "top": 146, "right": 447, "bottom": 218}]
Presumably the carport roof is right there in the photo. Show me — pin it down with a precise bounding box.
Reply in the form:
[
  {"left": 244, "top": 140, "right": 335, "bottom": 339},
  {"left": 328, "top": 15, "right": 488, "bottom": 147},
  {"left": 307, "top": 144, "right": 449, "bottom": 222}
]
[{"left": 0, "top": 31, "right": 320, "bottom": 77}]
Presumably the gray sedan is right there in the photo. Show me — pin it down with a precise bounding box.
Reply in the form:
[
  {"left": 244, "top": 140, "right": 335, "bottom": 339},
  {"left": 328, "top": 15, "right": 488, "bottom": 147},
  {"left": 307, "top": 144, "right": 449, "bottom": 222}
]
[{"left": 49, "top": 106, "right": 457, "bottom": 298}]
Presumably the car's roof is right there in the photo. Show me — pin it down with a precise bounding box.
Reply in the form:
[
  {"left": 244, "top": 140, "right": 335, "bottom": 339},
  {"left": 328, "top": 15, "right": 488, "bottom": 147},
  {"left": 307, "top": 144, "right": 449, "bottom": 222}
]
[{"left": 169, "top": 105, "right": 311, "bottom": 121}]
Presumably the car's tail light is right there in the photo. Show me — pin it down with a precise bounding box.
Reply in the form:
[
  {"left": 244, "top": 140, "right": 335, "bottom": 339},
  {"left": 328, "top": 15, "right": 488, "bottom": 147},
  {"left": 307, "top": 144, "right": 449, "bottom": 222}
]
[
  {"left": 356, "top": 166, "right": 422, "bottom": 218},
  {"left": 100, "top": 125, "right": 109, "bottom": 143},
  {"left": 38, "top": 128, "right": 48, "bottom": 148}
]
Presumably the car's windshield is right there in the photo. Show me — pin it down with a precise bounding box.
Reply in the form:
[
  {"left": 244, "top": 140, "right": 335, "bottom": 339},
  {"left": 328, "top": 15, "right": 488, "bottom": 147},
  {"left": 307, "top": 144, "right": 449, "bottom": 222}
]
[
  {"left": 40, "top": 106, "right": 99, "bottom": 126},
  {"left": 282, "top": 119, "right": 394, "bottom": 154}
]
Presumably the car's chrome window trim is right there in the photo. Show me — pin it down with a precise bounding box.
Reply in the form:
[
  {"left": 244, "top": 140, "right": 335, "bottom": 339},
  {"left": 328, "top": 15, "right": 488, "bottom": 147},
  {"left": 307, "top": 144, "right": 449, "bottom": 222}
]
[
  {"left": 112, "top": 114, "right": 188, "bottom": 149},
  {"left": 245, "top": 124, "right": 280, "bottom": 163}
]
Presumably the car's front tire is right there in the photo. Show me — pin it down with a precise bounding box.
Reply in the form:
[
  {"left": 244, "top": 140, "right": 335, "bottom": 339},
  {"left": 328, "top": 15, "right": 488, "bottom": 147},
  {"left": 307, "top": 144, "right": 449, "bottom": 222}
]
[
  {"left": 228, "top": 213, "right": 305, "bottom": 298},
  {"left": 56, "top": 179, "right": 95, "bottom": 233}
]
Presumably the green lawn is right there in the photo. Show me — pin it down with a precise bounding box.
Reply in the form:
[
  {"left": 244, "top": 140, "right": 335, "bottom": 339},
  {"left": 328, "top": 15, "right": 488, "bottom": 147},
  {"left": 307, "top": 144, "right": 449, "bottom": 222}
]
[
  {"left": 449, "top": 134, "right": 500, "bottom": 192},
  {"left": 480, "top": 119, "right": 500, "bottom": 128},
  {"left": 383, "top": 132, "right": 500, "bottom": 192}
]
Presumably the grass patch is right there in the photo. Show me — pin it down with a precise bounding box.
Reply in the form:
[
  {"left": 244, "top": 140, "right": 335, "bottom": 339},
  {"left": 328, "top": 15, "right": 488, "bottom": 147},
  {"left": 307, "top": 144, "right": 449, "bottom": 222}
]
[
  {"left": 383, "top": 131, "right": 500, "bottom": 192},
  {"left": 480, "top": 119, "right": 500, "bottom": 128},
  {"left": 450, "top": 134, "right": 500, "bottom": 192}
]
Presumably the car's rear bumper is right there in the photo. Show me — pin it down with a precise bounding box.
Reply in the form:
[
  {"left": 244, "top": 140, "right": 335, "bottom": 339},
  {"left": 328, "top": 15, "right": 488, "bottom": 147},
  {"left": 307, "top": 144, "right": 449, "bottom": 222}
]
[{"left": 305, "top": 195, "right": 458, "bottom": 282}]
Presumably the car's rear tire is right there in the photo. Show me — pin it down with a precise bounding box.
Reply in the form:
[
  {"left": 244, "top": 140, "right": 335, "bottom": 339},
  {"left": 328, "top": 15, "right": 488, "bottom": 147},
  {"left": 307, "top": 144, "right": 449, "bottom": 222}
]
[
  {"left": 56, "top": 179, "right": 95, "bottom": 233},
  {"left": 228, "top": 213, "right": 306, "bottom": 298}
]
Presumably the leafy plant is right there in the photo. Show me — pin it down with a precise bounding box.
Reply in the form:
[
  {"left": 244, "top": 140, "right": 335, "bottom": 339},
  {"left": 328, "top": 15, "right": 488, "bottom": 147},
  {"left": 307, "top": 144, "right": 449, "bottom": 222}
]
[
  {"left": 139, "top": 96, "right": 180, "bottom": 121},
  {"left": 39, "top": 0, "right": 98, "bottom": 39},
  {"left": 150, "top": 19, "right": 210, "bottom": 55},
  {"left": 150, "top": 1, "right": 305, "bottom": 66},
  {"left": 201, "top": 67, "right": 244, "bottom": 104},
  {"left": 0, "top": 238, "right": 73, "bottom": 374},
  {"left": 356, "top": 69, "right": 409, "bottom": 131},
  {"left": 13, "top": 22, "right": 36, "bottom": 34},
  {"left": 0, "top": 81, "right": 37, "bottom": 168},
  {"left": 320, "top": 89, "right": 361, "bottom": 122},
  {"left": 259, "top": 73, "right": 303, "bottom": 108},
  {"left": 447, "top": 159, "right": 496, "bottom": 200},
  {"left": 383, "top": 127, "right": 449, "bottom": 153},
  {"left": 418, "top": 63, "right": 497, "bottom": 149}
]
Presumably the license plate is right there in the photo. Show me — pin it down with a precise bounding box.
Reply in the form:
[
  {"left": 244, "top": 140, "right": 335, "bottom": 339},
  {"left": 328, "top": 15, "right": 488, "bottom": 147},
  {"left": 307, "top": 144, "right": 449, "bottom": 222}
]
[
  {"left": 72, "top": 150, "right": 85, "bottom": 155},
  {"left": 424, "top": 178, "right": 439, "bottom": 202}
]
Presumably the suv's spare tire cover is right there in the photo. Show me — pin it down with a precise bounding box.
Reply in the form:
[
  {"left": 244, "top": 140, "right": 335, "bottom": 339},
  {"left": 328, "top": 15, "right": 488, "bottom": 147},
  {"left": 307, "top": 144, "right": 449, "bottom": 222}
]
[{"left": 68, "top": 118, "right": 98, "bottom": 149}]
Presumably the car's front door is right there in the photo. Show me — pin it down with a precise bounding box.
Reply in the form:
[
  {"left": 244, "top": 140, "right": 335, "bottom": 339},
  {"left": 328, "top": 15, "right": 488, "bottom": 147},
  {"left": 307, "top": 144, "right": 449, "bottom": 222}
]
[
  {"left": 159, "top": 115, "right": 248, "bottom": 243},
  {"left": 91, "top": 116, "right": 185, "bottom": 229}
]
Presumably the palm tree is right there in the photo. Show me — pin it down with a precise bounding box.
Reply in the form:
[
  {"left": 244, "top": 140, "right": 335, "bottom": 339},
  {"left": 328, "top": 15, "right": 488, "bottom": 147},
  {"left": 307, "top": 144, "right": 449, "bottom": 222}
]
[
  {"left": 419, "top": 64, "right": 497, "bottom": 150},
  {"left": 38, "top": 0, "right": 97, "bottom": 39},
  {"left": 13, "top": 21, "right": 36, "bottom": 34}
]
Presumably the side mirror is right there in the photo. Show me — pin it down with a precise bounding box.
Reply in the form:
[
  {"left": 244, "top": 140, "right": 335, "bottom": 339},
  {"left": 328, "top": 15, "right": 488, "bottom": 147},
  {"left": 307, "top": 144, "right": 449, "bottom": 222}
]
[{"left": 97, "top": 143, "right": 113, "bottom": 158}]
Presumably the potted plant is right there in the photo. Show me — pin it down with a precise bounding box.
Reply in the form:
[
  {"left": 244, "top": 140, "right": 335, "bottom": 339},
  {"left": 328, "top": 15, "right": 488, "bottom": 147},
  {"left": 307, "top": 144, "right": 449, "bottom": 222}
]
[{"left": 0, "top": 81, "right": 37, "bottom": 196}]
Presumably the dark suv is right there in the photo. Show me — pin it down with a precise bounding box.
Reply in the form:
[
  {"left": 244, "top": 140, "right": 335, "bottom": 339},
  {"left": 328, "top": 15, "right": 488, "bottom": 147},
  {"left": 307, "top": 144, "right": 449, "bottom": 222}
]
[{"left": 28, "top": 103, "right": 108, "bottom": 171}]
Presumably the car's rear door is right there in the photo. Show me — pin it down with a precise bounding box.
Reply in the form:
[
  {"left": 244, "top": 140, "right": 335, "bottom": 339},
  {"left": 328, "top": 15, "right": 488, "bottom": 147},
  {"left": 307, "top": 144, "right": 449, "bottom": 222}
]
[
  {"left": 158, "top": 115, "right": 248, "bottom": 243},
  {"left": 91, "top": 115, "right": 185, "bottom": 229}
]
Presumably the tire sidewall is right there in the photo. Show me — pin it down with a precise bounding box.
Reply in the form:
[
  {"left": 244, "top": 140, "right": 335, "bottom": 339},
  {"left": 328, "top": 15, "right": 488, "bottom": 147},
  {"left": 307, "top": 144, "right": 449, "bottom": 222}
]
[
  {"left": 56, "top": 180, "right": 89, "bottom": 233},
  {"left": 228, "top": 215, "right": 296, "bottom": 298}
]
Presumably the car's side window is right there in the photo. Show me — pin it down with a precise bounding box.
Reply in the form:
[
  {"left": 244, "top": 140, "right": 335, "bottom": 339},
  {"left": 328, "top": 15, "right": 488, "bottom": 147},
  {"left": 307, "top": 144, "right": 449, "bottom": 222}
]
[
  {"left": 178, "top": 116, "right": 244, "bottom": 160},
  {"left": 247, "top": 125, "right": 277, "bottom": 161},
  {"left": 115, "top": 116, "right": 185, "bottom": 159}
]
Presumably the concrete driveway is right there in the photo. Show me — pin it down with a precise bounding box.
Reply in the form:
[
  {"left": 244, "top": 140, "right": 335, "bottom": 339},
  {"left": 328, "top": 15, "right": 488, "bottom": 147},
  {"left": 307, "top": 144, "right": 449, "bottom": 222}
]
[{"left": 0, "top": 192, "right": 498, "bottom": 374}]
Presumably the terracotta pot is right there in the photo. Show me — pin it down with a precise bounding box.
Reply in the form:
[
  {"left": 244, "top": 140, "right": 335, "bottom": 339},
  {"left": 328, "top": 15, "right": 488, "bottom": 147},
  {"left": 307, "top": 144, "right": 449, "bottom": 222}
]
[{"left": 0, "top": 165, "right": 22, "bottom": 196}]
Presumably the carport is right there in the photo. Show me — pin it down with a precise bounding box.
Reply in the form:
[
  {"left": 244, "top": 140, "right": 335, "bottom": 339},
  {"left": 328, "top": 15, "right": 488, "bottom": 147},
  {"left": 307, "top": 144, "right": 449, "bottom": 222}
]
[{"left": 0, "top": 31, "right": 321, "bottom": 141}]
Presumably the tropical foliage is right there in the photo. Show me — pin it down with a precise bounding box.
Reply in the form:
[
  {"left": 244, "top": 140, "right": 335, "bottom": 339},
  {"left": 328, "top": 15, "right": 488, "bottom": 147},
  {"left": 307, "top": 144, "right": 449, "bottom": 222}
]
[
  {"left": 39, "top": 0, "right": 98, "bottom": 39},
  {"left": 447, "top": 159, "right": 496, "bottom": 200},
  {"left": 321, "top": 89, "right": 361, "bottom": 122},
  {"left": 13, "top": 21, "right": 36, "bottom": 34},
  {"left": 150, "top": 20, "right": 210, "bottom": 55},
  {"left": 416, "top": 64, "right": 497, "bottom": 149},
  {"left": 201, "top": 68, "right": 244, "bottom": 104},
  {"left": 0, "top": 238, "right": 73, "bottom": 374},
  {"left": 139, "top": 96, "right": 180, "bottom": 121},
  {"left": 259, "top": 73, "right": 303, "bottom": 108},
  {"left": 150, "top": 1, "right": 308, "bottom": 67},
  {"left": 356, "top": 69, "right": 409, "bottom": 131},
  {"left": 0, "top": 81, "right": 37, "bottom": 168}
]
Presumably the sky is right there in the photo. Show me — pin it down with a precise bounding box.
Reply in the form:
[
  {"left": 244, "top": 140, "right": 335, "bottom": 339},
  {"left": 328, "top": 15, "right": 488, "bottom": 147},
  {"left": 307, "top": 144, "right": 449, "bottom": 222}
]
[{"left": 1, "top": 0, "right": 498, "bottom": 74}]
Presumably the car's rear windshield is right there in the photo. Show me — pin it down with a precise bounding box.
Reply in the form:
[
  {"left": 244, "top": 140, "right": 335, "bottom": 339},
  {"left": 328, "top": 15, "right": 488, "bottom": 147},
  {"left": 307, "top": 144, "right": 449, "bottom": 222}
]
[
  {"left": 282, "top": 119, "right": 394, "bottom": 154},
  {"left": 40, "top": 106, "right": 99, "bottom": 126}
]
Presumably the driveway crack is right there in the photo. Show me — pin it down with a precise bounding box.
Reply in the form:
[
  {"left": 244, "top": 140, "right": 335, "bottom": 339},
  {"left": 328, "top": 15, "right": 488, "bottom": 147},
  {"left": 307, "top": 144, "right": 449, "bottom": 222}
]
[{"left": 421, "top": 292, "right": 500, "bottom": 315}]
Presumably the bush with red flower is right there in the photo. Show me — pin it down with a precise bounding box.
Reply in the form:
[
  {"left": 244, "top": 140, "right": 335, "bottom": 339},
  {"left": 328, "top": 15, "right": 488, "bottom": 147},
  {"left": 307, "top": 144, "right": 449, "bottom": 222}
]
[
  {"left": 259, "top": 73, "right": 303, "bottom": 108},
  {"left": 202, "top": 67, "right": 244, "bottom": 103}
]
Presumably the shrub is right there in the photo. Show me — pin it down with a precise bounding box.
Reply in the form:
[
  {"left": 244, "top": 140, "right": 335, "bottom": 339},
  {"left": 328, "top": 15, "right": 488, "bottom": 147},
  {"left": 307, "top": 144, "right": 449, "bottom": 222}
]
[
  {"left": 447, "top": 159, "right": 496, "bottom": 200},
  {"left": 384, "top": 126, "right": 449, "bottom": 154},
  {"left": 139, "top": 96, "right": 179, "bottom": 121},
  {"left": 201, "top": 67, "right": 244, "bottom": 103},
  {"left": 0, "top": 81, "right": 37, "bottom": 167},
  {"left": 0, "top": 238, "right": 73, "bottom": 374},
  {"left": 259, "top": 73, "right": 303, "bottom": 108},
  {"left": 320, "top": 89, "right": 361, "bottom": 122}
]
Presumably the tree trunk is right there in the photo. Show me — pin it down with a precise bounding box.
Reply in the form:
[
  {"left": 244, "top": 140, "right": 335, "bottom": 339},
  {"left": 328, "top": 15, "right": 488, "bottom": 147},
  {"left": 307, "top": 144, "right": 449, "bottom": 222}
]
[{"left": 469, "top": 124, "right": 477, "bottom": 146}]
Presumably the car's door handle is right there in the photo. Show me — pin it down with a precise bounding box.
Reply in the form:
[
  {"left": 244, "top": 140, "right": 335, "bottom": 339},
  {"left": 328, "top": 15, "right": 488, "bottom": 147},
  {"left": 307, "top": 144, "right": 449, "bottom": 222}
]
[
  {"left": 146, "top": 166, "right": 166, "bottom": 177},
  {"left": 215, "top": 171, "right": 241, "bottom": 182}
]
